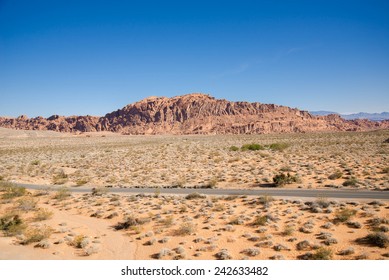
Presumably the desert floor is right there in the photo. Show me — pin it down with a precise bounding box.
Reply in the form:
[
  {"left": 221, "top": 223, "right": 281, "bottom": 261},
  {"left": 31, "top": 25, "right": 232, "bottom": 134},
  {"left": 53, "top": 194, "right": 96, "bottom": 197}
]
[
  {"left": 0, "top": 128, "right": 388, "bottom": 190},
  {"left": 0, "top": 128, "right": 388, "bottom": 260}
]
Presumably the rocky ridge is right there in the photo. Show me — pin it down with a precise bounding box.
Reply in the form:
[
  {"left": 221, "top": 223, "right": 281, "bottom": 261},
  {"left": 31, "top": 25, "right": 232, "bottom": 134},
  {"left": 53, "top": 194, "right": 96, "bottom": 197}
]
[{"left": 1, "top": 93, "right": 388, "bottom": 134}]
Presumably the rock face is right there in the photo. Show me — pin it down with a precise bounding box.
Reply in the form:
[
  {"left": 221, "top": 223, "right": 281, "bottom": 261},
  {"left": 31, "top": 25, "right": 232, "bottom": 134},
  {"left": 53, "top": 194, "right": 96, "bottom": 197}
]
[{"left": 1, "top": 93, "right": 388, "bottom": 134}]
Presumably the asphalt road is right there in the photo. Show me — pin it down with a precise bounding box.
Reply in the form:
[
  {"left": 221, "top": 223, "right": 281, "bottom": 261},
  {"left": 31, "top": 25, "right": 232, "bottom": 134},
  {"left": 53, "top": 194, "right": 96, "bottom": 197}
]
[{"left": 17, "top": 183, "right": 389, "bottom": 200}]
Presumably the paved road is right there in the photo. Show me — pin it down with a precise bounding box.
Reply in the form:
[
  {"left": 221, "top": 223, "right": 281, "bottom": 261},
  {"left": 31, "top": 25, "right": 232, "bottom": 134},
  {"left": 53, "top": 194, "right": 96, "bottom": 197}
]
[{"left": 17, "top": 183, "right": 389, "bottom": 200}]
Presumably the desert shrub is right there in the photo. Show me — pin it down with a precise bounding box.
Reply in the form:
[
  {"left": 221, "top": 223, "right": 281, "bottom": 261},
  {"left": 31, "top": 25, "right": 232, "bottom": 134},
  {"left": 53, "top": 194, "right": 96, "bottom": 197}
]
[
  {"left": 176, "top": 222, "right": 196, "bottom": 236},
  {"left": 334, "top": 208, "right": 357, "bottom": 223},
  {"left": 315, "top": 197, "right": 330, "bottom": 208},
  {"left": 229, "top": 146, "right": 239, "bottom": 151},
  {"left": 0, "top": 213, "right": 26, "bottom": 236},
  {"left": 241, "top": 143, "right": 264, "bottom": 151},
  {"left": 70, "top": 235, "right": 89, "bottom": 248},
  {"left": 76, "top": 178, "right": 89, "bottom": 186},
  {"left": 382, "top": 167, "right": 389, "bottom": 174},
  {"left": 267, "top": 143, "right": 290, "bottom": 151},
  {"left": 283, "top": 225, "right": 295, "bottom": 236},
  {"left": 215, "top": 249, "right": 232, "bottom": 260},
  {"left": 185, "top": 192, "right": 205, "bottom": 200},
  {"left": 0, "top": 182, "right": 26, "bottom": 199},
  {"left": 114, "top": 215, "right": 150, "bottom": 230},
  {"left": 357, "top": 232, "right": 389, "bottom": 248},
  {"left": 228, "top": 216, "right": 244, "bottom": 225},
  {"left": 328, "top": 170, "right": 343, "bottom": 180},
  {"left": 342, "top": 177, "right": 359, "bottom": 187},
  {"left": 273, "top": 172, "right": 298, "bottom": 186},
  {"left": 161, "top": 216, "right": 174, "bottom": 227},
  {"left": 91, "top": 187, "right": 108, "bottom": 196},
  {"left": 16, "top": 197, "right": 37, "bottom": 211},
  {"left": 53, "top": 187, "right": 70, "bottom": 200},
  {"left": 34, "top": 208, "right": 53, "bottom": 221},
  {"left": 296, "top": 240, "right": 312, "bottom": 251},
  {"left": 30, "top": 160, "right": 40, "bottom": 166},
  {"left": 258, "top": 195, "right": 274, "bottom": 206},
  {"left": 213, "top": 203, "right": 226, "bottom": 212},
  {"left": 252, "top": 215, "right": 268, "bottom": 226},
  {"left": 241, "top": 248, "right": 260, "bottom": 256},
  {"left": 0, "top": 175, "right": 4, "bottom": 181},
  {"left": 52, "top": 170, "right": 68, "bottom": 185},
  {"left": 338, "top": 247, "right": 355, "bottom": 256},
  {"left": 21, "top": 225, "right": 53, "bottom": 245},
  {"left": 312, "top": 248, "right": 333, "bottom": 260}
]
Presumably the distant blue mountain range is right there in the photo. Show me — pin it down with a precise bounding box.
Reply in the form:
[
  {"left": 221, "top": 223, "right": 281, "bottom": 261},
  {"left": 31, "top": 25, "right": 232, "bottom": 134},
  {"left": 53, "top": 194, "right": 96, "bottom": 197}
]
[{"left": 310, "top": 111, "right": 389, "bottom": 121}]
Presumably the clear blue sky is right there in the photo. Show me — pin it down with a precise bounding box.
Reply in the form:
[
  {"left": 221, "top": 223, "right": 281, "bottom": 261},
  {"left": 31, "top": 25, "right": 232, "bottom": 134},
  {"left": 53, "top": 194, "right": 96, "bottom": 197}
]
[{"left": 1, "top": 0, "right": 388, "bottom": 117}]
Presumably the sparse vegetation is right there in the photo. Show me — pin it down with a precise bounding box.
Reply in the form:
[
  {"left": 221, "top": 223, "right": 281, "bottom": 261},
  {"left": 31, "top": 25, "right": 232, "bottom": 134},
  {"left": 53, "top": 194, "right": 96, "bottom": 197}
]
[
  {"left": 357, "top": 233, "right": 389, "bottom": 248},
  {"left": 273, "top": 172, "right": 298, "bottom": 186},
  {"left": 328, "top": 170, "right": 343, "bottom": 180},
  {"left": 334, "top": 208, "right": 357, "bottom": 223},
  {"left": 241, "top": 143, "right": 264, "bottom": 151},
  {"left": 21, "top": 225, "right": 53, "bottom": 245}
]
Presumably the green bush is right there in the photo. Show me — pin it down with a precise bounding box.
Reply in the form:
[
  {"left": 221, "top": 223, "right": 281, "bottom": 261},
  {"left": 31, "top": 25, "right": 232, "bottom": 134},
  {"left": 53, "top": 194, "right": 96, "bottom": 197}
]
[
  {"left": 241, "top": 143, "right": 264, "bottom": 151},
  {"left": 229, "top": 146, "right": 239, "bottom": 151},
  {"left": 267, "top": 143, "right": 290, "bottom": 151}
]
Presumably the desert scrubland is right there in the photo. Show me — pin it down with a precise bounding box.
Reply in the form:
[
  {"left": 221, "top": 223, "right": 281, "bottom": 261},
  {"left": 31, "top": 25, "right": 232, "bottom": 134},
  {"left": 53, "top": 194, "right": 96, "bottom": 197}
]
[{"left": 0, "top": 128, "right": 388, "bottom": 259}]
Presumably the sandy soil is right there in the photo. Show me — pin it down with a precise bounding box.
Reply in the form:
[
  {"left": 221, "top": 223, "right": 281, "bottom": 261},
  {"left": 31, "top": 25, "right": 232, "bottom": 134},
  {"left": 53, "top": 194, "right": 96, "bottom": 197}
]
[{"left": 0, "top": 188, "right": 388, "bottom": 260}]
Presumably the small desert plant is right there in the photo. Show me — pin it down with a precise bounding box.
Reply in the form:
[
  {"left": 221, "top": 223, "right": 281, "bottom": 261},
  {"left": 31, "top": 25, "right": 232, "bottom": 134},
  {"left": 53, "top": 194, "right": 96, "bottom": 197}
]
[
  {"left": 315, "top": 197, "right": 330, "bottom": 208},
  {"left": 229, "top": 146, "right": 239, "bottom": 151},
  {"left": 0, "top": 213, "right": 26, "bottom": 236},
  {"left": 185, "top": 192, "right": 205, "bottom": 200},
  {"left": 161, "top": 215, "right": 174, "bottom": 227},
  {"left": 175, "top": 222, "right": 196, "bottom": 236},
  {"left": 312, "top": 247, "right": 333, "bottom": 260},
  {"left": 70, "top": 235, "right": 89, "bottom": 248},
  {"left": 53, "top": 187, "right": 70, "bottom": 200},
  {"left": 357, "top": 232, "right": 389, "bottom": 248},
  {"left": 334, "top": 208, "right": 357, "bottom": 223},
  {"left": 34, "top": 208, "right": 53, "bottom": 221},
  {"left": 283, "top": 225, "right": 295, "bottom": 236},
  {"left": 252, "top": 215, "right": 269, "bottom": 226},
  {"left": 267, "top": 143, "right": 290, "bottom": 151},
  {"left": 328, "top": 170, "right": 343, "bottom": 180},
  {"left": 0, "top": 182, "right": 26, "bottom": 199},
  {"left": 342, "top": 177, "right": 359, "bottom": 187},
  {"left": 52, "top": 170, "right": 68, "bottom": 185},
  {"left": 16, "top": 197, "right": 37, "bottom": 211},
  {"left": 273, "top": 172, "right": 298, "bottom": 186},
  {"left": 76, "top": 178, "right": 89, "bottom": 186},
  {"left": 21, "top": 225, "right": 53, "bottom": 245},
  {"left": 114, "top": 215, "right": 150, "bottom": 230},
  {"left": 91, "top": 187, "right": 108, "bottom": 196},
  {"left": 241, "top": 143, "right": 264, "bottom": 151},
  {"left": 258, "top": 195, "right": 274, "bottom": 206}
]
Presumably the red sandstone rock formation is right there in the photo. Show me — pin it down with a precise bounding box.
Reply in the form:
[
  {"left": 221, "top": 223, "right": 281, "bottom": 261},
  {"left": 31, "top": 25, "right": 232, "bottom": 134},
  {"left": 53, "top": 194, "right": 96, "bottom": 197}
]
[{"left": 0, "top": 93, "right": 388, "bottom": 134}]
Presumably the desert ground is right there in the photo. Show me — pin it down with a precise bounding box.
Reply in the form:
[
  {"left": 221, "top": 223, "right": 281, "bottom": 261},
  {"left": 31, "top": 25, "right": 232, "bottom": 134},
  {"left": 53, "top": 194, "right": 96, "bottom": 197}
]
[{"left": 0, "top": 128, "right": 388, "bottom": 260}]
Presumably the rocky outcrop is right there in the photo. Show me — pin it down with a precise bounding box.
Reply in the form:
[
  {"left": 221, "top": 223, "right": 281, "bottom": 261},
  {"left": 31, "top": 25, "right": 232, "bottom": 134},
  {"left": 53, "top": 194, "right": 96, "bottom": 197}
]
[{"left": 0, "top": 93, "right": 388, "bottom": 134}]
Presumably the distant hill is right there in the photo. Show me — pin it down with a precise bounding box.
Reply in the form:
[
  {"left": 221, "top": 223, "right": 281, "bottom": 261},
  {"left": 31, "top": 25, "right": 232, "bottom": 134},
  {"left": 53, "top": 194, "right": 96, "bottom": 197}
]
[
  {"left": 310, "top": 111, "right": 389, "bottom": 121},
  {"left": 1, "top": 94, "right": 389, "bottom": 134}
]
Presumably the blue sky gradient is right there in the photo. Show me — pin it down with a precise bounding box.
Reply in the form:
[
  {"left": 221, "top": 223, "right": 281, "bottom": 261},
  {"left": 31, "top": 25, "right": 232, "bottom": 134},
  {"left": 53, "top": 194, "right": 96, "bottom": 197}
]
[{"left": 1, "top": 0, "right": 388, "bottom": 117}]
